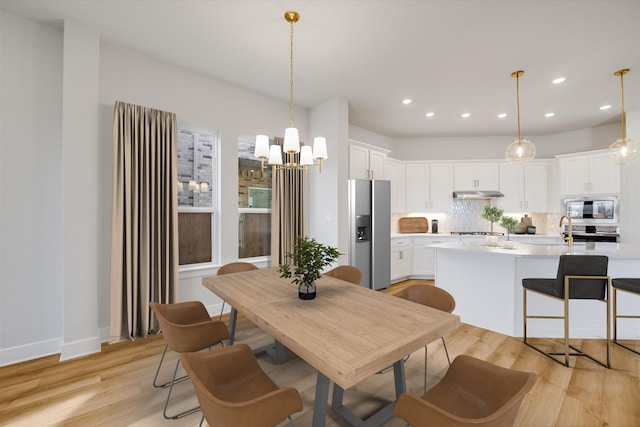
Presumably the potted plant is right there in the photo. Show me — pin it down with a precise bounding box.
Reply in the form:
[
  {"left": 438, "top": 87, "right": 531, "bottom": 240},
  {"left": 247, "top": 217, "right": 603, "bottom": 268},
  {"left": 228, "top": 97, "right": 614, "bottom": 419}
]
[
  {"left": 499, "top": 215, "right": 518, "bottom": 248},
  {"left": 279, "top": 235, "right": 341, "bottom": 300},
  {"left": 481, "top": 205, "right": 504, "bottom": 234}
]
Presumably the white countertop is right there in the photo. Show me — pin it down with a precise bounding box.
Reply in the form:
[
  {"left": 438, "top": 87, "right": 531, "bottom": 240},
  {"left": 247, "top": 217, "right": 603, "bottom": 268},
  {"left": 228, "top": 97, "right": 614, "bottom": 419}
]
[
  {"left": 391, "top": 233, "right": 557, "bottom": 239},
  {"left": 432, "top": 240, "right": 640, "bottom": 259}
]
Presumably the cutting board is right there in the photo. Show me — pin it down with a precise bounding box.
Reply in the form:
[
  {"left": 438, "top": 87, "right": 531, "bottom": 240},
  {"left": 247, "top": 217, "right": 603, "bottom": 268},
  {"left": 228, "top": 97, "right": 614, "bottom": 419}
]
[{"left": 398, "top": 217, "right": 428, "bottom": 233}]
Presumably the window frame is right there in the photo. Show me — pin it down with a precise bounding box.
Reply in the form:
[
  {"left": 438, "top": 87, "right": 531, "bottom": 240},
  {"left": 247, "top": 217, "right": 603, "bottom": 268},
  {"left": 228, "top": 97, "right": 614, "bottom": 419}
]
[
  {"left": 177, "top": 126, "right": 219, "bottom": 273},
  {"left": 237, "top": 134, "right": 272, "bottom": 262}
]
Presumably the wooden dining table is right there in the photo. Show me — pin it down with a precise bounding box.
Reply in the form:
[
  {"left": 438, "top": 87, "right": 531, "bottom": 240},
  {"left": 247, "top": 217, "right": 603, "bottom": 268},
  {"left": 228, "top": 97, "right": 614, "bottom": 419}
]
[{"left": 202, "top": 267, "right": 460, "bottom": 427}]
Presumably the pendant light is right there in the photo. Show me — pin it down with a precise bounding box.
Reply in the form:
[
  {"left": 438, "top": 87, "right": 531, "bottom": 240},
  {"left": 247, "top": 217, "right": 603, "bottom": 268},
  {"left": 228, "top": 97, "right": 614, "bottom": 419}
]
[
  {"left": 608, "top": 68, "right": 639, "bottom": 164},
  {"left": 505, "top": 70, "right": 536, "bottom": 163},
  {"left": 254, "top": 11, "right": 328, "bottom": 173}
]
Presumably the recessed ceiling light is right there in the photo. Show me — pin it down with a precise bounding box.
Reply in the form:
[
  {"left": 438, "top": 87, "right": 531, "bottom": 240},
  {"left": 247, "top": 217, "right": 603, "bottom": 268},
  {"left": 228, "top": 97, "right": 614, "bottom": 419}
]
[
  {"left": 402, "top": 99, "right": 412, "bottom": 105},
  {"left": 600, "top": 104, "right": 612, "bottom": 110},
  {"left": 498, "top": 113, "right": 507, "bottom": 118},
  {"left": 544, "top": 112, "right": 555, "bottom": 118},
  {"left": 552, "top": 77, "right": 566, "bottom": 84},
  {"left": 425, "top": 112, "right": 435, "bottom": 117},
  {"left": 461, "top": 113, "right": 471, "bottom": 118}
]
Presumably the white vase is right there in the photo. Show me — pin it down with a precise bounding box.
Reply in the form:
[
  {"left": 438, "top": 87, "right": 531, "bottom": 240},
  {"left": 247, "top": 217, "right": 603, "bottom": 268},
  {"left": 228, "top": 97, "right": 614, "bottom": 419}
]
[{"left": 486, "top": 235, "right": 499, "bottom": 247}]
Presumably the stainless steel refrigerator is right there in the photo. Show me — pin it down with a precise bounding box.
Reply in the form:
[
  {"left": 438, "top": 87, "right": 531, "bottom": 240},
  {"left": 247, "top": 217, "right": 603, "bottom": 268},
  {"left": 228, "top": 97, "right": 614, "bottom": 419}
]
[{"left": 348, "top": 179, "right": 391, "bottom": 290}]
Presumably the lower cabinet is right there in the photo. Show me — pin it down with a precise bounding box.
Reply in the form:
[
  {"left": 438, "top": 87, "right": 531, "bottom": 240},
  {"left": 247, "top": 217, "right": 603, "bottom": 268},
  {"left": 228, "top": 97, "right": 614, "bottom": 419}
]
[
  {"left": 391, "top": 238, "right": 412, "bottom": 282},
  {"left": 412, "top": 236, "right": 446, "bottom": 278}
]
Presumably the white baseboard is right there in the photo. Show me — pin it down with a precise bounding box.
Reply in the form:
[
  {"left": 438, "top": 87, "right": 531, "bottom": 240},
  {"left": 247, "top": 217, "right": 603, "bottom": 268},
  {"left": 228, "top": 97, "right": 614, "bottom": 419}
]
[
  {"left": 0, "top": 337, "right": 63, "bottom": 367},
  {"left": 60, "top": 335, "right": 101, "bottom": 362}
]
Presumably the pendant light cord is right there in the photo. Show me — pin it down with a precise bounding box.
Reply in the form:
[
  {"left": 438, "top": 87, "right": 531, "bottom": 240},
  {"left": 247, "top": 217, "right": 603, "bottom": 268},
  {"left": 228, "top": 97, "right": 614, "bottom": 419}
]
[
  {"left": 619, "top": 71, "right": 626, "bottom": 140},
  {"left": 516, "top": 73, "right": 522, "bottom": 142}
]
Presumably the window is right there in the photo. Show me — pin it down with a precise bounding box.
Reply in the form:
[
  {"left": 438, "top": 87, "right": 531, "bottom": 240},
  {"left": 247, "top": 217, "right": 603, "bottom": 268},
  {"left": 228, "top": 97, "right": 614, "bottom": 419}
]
[
  {"left": 238, "top": 135, "right": 272, "bottom": 259},
  {"left": 177, "top": 128, "right": 217, "bottom": 267}
]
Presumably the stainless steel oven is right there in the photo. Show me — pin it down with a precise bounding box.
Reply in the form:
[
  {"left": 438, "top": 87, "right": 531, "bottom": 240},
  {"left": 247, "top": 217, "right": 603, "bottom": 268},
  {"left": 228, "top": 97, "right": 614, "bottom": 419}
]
[{"left": 562, "top": 196, "right": 620, "bottom": 242}]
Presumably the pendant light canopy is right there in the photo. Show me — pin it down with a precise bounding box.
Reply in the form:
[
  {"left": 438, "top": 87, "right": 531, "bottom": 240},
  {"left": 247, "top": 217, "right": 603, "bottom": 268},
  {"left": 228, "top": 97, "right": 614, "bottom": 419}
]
[
  {"left": 254, "top": 11, "right": 328, "bottom": 173},
  {"left": 505, "top": 70, "right": 536, "bottom": 164},
  {"left": 608, "top": 68, "right": 639, "bottom": 164}
]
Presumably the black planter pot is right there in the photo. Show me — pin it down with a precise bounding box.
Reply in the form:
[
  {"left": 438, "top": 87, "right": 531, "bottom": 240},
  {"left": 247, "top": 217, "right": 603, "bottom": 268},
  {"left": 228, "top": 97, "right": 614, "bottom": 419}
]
[{"left": 298, "top": 283, "right": 316, "bottom": 300}]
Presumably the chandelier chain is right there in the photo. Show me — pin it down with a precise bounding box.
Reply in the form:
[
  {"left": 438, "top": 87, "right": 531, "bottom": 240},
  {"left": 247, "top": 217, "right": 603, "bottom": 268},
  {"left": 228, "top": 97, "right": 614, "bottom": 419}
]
[{"left": 289, "top": 17, "right": 295, "bottom": 128}]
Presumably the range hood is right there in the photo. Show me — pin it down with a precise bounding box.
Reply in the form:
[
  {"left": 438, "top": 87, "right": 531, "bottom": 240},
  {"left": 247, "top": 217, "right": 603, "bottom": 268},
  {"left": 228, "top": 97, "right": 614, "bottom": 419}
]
[{"left": 452, "top": 190, "right": 504, "bottom": 199}]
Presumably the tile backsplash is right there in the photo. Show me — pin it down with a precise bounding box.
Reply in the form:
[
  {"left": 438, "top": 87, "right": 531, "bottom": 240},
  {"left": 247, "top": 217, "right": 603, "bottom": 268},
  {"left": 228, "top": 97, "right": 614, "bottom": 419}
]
[{"left": 392, "top": 200, "right": 553, "bottom": 235}]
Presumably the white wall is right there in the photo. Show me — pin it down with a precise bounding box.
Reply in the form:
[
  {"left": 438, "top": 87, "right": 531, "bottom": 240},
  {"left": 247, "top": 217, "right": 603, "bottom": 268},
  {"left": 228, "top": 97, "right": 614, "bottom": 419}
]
[
  {"left": 390, "top": 123, "right": 619, "bottom": 161},
  {"left": 308, "top": 97, "right": 349, "bottom": 261},
  {"left": 0, "top": 11, "right": 64, "bottom": 364},
  {"left": 620, "top": 109, "right": 640, "bottom": 243}
]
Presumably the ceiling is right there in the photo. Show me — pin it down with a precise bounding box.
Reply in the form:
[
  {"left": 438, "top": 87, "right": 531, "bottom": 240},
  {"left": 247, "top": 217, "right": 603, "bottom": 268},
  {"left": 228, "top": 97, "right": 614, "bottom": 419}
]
[{"left": 2, "top": 0, "right": 639, "bottom": 139}]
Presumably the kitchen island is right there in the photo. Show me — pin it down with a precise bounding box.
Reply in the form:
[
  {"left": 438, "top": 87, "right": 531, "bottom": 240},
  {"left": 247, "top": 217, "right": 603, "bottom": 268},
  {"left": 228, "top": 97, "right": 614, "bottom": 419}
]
[{"left": 433, "top": 241, "right": 640, "bottom": 339}]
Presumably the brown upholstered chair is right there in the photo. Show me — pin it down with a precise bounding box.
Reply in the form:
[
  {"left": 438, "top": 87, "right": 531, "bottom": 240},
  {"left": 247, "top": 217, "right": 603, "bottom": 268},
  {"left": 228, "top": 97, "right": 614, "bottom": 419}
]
[
  {"left": 389, "top": 284, "right": 456, "bottom": 392},
  {"left": 181, "top": 343, "right": 303, "bottom": 427},
  {"left": 217, "top": 262, "right": 258, "bottom": 316},
  {"left": 150, "top": 301, "right": 230, "bottom": 419},
  {"left": 394, "top": 355, "right": 536, "bottom": 427},
  {"left": 612, "top": 277, "right": 640, "bottom": 355},
  {"left": 324, "top": 265, "right": 363, "bottom": 285}
]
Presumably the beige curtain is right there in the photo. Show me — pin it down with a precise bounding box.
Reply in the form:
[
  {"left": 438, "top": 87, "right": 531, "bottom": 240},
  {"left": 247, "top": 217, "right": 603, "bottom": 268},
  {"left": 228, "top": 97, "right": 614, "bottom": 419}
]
[
  {"left": 271, "top": 137, "right": 306, "bottom": 264},
  {"left": 109, "top": 101, "right": 179, "bottom": 343}
]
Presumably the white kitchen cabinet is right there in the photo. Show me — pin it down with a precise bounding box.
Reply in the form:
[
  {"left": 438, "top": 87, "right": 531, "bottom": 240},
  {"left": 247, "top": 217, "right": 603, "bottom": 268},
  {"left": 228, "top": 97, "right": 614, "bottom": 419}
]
[
  {"left": 349, "top": 143, "right": 388, "bottom": 180},
  {"left": 405, "top": 163, "right": 453, "bottom": 212},
  {"left": 391, "top": 238, "right": 412, "bottom": 282},
  {"left": 558, "top": 150, "right": 620, "bottom": 195},
  {"left": 387, "top": 158, "right": 406, "bottom": 212},
  {"left": 454, "top": 162, "right": 499, "bottom": 191},
  {"left": 499, "top": 161, "right": 548, "bottom": 212},
  {"left": 412, "top": 236, "right": 447, "bottom": 278},
  {"left": 429, "top": 163, "right": 453, "bottom": 211}
]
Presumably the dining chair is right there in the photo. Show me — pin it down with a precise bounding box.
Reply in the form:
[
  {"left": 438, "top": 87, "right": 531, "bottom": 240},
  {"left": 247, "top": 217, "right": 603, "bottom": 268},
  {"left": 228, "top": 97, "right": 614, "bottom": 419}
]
[
  {"left": 217, "top": 261, "right": 259, "bottom": 316},
  {"left": 150, "top": 301, "right": 230, "bottom": 419},
  {"left": 523, "top": 254, "right": 610, "bottom": 368},
  {"left": 324, "top": 265, "right": 363, "bottom": 285},
  {"left": 388, "top": 283, "right": 456, "bottom": 393},
  {"left": 612, "top": 277, "right": 640, "bottom": 355},
  {"left": 180, "top": 343, "right": 303, "bottom": 427},
  {"left": 394, "top": 354, "right": 537, "bottom": 427}
]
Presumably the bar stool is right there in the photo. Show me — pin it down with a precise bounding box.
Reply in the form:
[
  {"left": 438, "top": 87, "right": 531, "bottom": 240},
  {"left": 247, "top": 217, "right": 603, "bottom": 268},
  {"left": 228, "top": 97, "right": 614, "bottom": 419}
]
[
  {"left": 523, "top": 255, "right": 610, "bottom": 368},
  {"left": 612, "top": 278, "right": 640, "bottom": 355}
]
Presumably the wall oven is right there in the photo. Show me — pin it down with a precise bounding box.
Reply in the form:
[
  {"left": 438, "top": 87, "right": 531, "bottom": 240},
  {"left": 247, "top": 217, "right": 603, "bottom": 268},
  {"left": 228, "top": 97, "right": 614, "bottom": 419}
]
[{"left": 562, "top": 196, "right": 620, "bottom": 242}]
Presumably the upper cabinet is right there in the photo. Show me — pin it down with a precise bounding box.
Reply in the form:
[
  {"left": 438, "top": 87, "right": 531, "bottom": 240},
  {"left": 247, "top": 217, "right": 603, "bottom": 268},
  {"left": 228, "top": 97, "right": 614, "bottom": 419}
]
[
  {"left": 499, "top": 161, "right": 548, "bottom": 212},
  {"left": 387, "top": 159, "right": 406, "bottom": 212},
  {"left": 405, "top": 163, "right": 453, "bottom": 212},
  {"left": 454, "top": 162, "right": 499, "bottom": 191},
  {"left": 558, "top": 150, "right": 620, "bottom": 196},
  {"left": 349, "top": 142, "right": 388, "bottom": 180}
]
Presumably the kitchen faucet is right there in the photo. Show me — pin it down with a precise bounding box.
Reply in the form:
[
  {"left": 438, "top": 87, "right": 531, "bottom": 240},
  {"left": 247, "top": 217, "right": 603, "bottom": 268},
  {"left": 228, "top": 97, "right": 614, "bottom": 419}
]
[{"left": 559, "top": 215, "right": 573, "bottom": 247}]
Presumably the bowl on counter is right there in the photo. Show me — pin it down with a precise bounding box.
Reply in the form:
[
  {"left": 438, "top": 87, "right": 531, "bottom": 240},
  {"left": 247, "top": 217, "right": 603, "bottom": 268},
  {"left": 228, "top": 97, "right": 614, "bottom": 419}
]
[{"left": 527, "top": 226, "right": 537, "bottom": 234}]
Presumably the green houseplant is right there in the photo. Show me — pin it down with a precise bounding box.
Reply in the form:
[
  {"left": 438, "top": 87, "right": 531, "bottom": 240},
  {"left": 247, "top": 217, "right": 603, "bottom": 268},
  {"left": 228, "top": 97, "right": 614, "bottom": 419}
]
[
  {"left": 279, "top": 235, "right": 341, "bottom": 300},
  {"left": 481, "top": 205, "right": 504, "bottom": 234},
  {"left": 500, "top": 215, "right": 518, "bottom": 241}
]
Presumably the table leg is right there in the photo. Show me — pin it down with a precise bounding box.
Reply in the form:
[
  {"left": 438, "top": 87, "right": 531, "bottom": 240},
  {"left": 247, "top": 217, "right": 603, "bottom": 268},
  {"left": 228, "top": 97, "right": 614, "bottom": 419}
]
[
  {"left": 228, "top": 307, "right": 238, "bottom": 345},
  {"left": 328, "top": 358, "right": 407, "bottom": 427},
  {"left": 312, "top": 372, "right": 331, "bottom": 427}
]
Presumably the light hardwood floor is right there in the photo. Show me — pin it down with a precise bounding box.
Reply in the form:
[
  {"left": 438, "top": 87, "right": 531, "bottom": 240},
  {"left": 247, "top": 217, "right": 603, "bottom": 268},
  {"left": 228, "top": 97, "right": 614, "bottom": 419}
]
[{"left": 1, "top": 280, "right": 640, "bottom": 426}]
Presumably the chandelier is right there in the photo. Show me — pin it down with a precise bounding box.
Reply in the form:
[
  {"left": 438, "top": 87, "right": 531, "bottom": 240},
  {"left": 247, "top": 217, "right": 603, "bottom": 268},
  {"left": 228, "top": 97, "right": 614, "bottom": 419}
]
[
  {"left": 608, "top": 68, "right": 639, "bottom": 164},
  {"left": 505, "top": 70, "right": 536, "bottom": 163},
  {"left": 254, "top": 11, "right": 328, "bottom": 173}
]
